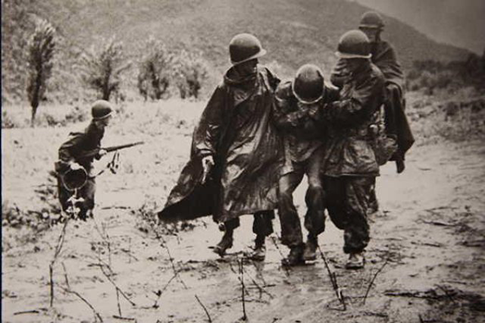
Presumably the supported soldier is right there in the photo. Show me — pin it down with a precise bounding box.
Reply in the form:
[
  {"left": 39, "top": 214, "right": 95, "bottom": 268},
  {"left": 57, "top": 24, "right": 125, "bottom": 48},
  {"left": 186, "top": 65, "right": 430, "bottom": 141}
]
[
  {"left": 55, "top": 100, "right": 113, "bottom": 220},
  {"left": 272, "top": 64, "right": 339, "bottom": 266},
  {"left": 322, "top": 30, "right": 386, "bottom": 269},
  {"left": 158, "top": 33, "right": 283, "bottom": 260}
]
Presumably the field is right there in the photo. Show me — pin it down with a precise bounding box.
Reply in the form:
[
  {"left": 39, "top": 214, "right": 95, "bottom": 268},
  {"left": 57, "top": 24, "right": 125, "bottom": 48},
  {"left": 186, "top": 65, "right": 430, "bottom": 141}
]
[{"left": 2, "top": 90, "right": 485, "bottom": 322}]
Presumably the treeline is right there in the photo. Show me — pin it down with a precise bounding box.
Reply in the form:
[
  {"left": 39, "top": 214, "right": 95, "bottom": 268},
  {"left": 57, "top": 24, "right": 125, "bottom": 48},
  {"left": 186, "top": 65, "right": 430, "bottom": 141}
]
[
  {"left": 2, "top": 3, "right": 210, "bottom": 125},
  {"left": 406, "top": 51, "right": 485, "bottom": 94}
]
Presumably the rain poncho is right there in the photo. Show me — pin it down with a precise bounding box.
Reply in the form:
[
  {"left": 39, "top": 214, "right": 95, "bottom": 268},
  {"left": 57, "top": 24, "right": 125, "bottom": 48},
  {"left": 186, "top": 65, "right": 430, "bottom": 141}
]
[{"left": 158, "top": 66, "right": 283, "bottom": 223}]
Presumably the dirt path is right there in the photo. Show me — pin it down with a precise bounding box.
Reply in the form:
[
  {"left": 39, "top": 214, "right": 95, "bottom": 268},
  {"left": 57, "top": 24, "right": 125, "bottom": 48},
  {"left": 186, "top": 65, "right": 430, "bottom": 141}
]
[{"left": 2, "top": 139, "right": 485, "bottom": 323}]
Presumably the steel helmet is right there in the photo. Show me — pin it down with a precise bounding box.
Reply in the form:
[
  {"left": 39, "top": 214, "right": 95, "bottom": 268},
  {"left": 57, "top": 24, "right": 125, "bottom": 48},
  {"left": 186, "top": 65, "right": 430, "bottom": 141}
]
[
  {"left": 292, "top": 64, "right": 325, "bottom": 104},
  {"left": 336, "top": 30, "right": 371, "bottom": 59},
  {"left": 91, "top": 100, "right": 113, "bottom": 120},
  {"left": 229, "top": 33, "right": 267, "bottom": 65},
  {"left": 62, "top": 167, "right": 88, "bottom": 191},
  {"left": 359, "top": 11, "right": 385, "bottom": 30}
]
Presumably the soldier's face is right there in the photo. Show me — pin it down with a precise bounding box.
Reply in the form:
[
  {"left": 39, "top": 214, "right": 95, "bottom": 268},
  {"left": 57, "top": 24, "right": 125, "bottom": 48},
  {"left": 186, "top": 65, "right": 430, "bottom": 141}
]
[
  {"left": 95, "top": 116, "right": 111, "bottom": 129},
  {"left": 344, "top": 58, "right": 365, "bottom": 73},
  {"left": 360, "top": 28, "right": 379, "bottom": 43},
  {"left": 235, "top": 59, "right": 258, "bottom": 76}
]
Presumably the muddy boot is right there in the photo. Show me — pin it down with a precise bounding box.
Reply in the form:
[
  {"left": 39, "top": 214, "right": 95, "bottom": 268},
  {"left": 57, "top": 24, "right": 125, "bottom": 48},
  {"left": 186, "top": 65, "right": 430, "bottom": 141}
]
[
  {"left": 281, "top": 244, "right": 305, "bottom": 266},
  {"left": 303, "top": 234, "right": 318, "bottom": 261},
  {"left": 213, "top": 230, "right": 234, "bottom": 257},
  {"left": 345, "top": 252, "right": 365, "bottom": 269},
  {"left": 247, "top": 235, "right": 266, "bottom": 261}
]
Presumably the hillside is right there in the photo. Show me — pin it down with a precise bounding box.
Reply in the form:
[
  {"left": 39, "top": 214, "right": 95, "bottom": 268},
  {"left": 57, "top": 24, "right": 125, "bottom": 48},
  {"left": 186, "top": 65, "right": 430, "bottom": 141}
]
[{"left": 2, "top": 0, "right": 472, "bottom": 102}]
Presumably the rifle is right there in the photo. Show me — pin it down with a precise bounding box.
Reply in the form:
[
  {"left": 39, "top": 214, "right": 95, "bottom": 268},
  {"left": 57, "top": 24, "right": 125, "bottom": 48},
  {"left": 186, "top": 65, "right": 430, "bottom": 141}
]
[{"left": 80, "top": 141, "right": 144, "bottom": 159}]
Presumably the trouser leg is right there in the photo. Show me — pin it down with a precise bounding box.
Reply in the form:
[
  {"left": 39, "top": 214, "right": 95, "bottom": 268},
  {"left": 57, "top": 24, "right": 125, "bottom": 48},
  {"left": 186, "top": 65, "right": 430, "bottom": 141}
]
[
  {"left": 253, "top": 210, "right": 275, "bottom": 246},
  {"left": 342, "top": 177, "right": 373, "bottom": 254},
  {"left": 303, "top": 148, "right": 326, "bottom": 237},
  {"left": 78, "top": 177, "right": 96, "bottom": 220},
  {"left": 278, "top": 170, "right": 304, "bottom": 247}
]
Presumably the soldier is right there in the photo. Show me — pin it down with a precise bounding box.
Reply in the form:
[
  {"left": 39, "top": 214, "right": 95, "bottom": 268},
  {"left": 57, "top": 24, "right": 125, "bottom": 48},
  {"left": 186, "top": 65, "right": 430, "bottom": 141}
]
[
  {"left": 272, "top": 64, "right": 339, "bottom": 266},
  {"left": 332, "top": 11, "right": 414, "bottom": 173},
  {"left": 331, "top": 11, "right": 414, "bottom": 214},
  {"left": 158, "top": 33, "right": 283, "bottom": 261},
  {"left": 322, "top": 30, "right": 386, "bottom": 269},
  {"left": 56, "top": 100, "right": 113, "bottom": 220}
]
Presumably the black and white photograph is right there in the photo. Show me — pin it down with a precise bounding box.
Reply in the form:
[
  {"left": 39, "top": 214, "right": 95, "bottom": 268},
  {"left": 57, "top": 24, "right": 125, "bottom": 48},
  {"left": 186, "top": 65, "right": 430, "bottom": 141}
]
[{"left": 2, "top": 0, "right": 485, "bottom": 322}]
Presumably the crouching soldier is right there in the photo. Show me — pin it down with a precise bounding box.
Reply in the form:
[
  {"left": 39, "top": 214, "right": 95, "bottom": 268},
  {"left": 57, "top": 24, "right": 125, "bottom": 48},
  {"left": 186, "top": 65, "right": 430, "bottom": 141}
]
[
  {"left": 55, "top": 100, "right": 113, "bottom": 220},
  {"left": 322, "top": 30, "right": 386, "bottom": 269},
  {"left": 273, "top": 64, "right": 339, "bottom": 266},
  {"left": 158, "top": 33, "right": 283, "bottom": 260}
]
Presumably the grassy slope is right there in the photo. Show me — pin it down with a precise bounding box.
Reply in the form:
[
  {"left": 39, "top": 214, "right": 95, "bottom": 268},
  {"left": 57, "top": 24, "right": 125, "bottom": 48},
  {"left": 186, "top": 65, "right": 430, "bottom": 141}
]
[{"left": 36, "top": 0, "right": 469, "bottom": 75}]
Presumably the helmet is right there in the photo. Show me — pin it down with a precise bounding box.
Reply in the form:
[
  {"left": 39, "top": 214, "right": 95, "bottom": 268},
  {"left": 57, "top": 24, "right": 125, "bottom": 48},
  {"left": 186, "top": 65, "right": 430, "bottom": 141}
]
[
  {"left": 336, "top": 30, "right": 371, "bottom": 59},
  {"left": 292, "top": 64, "right": 325, "bottom": 104},
  {"left": 62, "top": 167, "right": 88, "bottom": 191},
  {"left": 91, "top": 100, "right": 113, "bottom": 120},
  {"left": 359, "top": 11, "right": 384, "bottom": 30},
  {"left": 229, "top": 33, "right": 267, "bottom": 65}
]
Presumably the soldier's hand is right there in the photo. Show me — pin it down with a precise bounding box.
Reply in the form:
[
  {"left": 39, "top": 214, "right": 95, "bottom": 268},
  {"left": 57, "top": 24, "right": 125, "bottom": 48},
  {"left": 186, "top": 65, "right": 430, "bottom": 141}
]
[
  {"left": 201, "top": 155, "right": 214, "bottom": 184},
  {"left": 70, "top": 163, "right": 82, "bottom": 171},
  {"left": 307, "top": 104, "right": 320, "bottom": 118},
  {"left": 98, "top": 149, "right": 107, "bottom": 158}
]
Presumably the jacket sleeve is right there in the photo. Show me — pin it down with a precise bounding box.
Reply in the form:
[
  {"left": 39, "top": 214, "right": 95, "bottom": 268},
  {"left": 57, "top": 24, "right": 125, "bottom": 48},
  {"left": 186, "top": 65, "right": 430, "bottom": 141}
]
[
  {"left": 324, "top": 74, "right": 384, "bottom": 126},
  {"left": 273, "top": 84, "right": 307, "bottom": 131},
  {"left": 330, "top": 59, "right": 349, "bottom": 89},
  {"left": 192, "top": 86, "right": 226, "bottom": 158}
]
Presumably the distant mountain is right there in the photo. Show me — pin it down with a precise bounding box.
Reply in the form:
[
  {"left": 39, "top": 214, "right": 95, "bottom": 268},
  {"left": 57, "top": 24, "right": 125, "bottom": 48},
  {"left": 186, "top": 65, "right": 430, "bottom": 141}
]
[
  {"left": 2, "top": 0, "right": 473, "bottom": 101},
  {"left": 356, "top": 0, "right": 485, "bottom": 55}
]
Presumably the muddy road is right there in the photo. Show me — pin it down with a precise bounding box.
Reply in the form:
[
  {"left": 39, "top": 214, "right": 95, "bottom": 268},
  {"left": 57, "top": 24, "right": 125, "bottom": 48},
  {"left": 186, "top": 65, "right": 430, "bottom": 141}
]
[{"left": 2, "top": 123, "right": 485, "bottom": 322}]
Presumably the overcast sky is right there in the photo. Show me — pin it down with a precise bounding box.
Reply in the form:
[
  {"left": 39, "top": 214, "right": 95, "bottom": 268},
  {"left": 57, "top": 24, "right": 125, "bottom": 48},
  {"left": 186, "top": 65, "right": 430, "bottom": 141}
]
[{"left": 355, "top": 0, "right": 485, "bottom": 54}]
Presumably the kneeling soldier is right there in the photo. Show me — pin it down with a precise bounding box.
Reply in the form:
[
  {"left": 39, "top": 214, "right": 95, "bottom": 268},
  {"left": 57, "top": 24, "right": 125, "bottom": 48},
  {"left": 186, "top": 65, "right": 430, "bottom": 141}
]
[
  {"left": 273, "top": 64, "right": 339, "bottom": 266},
  {"left": 56, "top": 100, "right": 113, "bottom": 220}
]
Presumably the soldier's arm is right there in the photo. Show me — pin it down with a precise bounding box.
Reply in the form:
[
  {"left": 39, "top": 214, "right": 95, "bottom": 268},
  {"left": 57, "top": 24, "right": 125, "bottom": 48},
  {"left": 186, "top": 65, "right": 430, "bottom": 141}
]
[
  {"left": 330, "top": 59, "right": 349, "bottom": 89},
  {"left": 193, "top": 86, "right": 225, "bottom": 158},
  {"left": 273, "top": 84, "right": 307, "bottom": 131},
  {"left": 324, "top": 75, "right": 384, "bottom": 126}
]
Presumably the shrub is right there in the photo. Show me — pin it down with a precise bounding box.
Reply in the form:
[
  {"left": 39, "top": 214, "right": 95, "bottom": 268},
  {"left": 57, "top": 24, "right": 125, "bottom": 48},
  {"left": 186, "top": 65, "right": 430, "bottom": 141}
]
[
  {"left": 172, "top": 50, "right": 208, "bottom": 99},
  {"left": 79, "top": 37, "right": 131, "bottom": 101},
  {"left": 137, "top": 37, "right": 173, "bottom": 101},
  {"left": 26, "top": 19, "right": 56, "bottom": 127}
]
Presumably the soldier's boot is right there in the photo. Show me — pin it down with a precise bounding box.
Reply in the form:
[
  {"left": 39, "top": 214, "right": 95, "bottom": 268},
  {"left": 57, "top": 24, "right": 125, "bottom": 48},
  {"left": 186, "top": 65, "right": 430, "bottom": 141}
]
[
  {"left": 303, "top": 234, "right": 318, "bottom": 261},
  {"left": 281, "top": 244, "right": 305, "bottom": 266},
  {"left": 246, "top": 234, "right": 266, "bottom": 261},
  {"left": 213, "top": 229, "right": 234, "bottom": 257},
  {"left": 396, "top": 158, "right": 405, "bottom": 174},
  {"left": 345, "top": 252, "right": 365, "bottom": 269}
]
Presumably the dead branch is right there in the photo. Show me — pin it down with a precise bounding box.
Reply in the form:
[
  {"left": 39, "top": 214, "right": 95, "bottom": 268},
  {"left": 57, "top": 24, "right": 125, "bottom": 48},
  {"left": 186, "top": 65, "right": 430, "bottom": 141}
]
[
  {"left": 317, "top": 245, "right": 346, "bottom": 310},
  {"left": 241, "top": 266, "right": 274, "bottom": 299},
  {"left": 270, "top": 235, "right": 292, "bottom": 276},
  {"left": 238, "top": 258, "right": 247, "bottom": 321},
  {"left": 152, "top": 271, "right": 179, "bottom": 308},
  {"left": 60, "top": 285, "right": 103, "bottom": 322},
  {"left": 49, "top": 218, "right": 70, "bottom": 307},
  {"left": 195, "top": 295, "right": 212, "bottom": 323},
  {"left": 13, "top": 310, "right": 40, "bottom": 315},
  {"left": 362, "top": 257, "right": 389, "bottom": 304},
  {"left": 98, "top": 264, "right": 136, "bottom": 306},
  {"left": 113, "top": 315, "right": 136, "bottom": 321},
  {"left": 150, "top": 224, "right": 211, "bottom": 320},
  {"left": 116, "top": 289, "right": 122, "bottom": 316}
]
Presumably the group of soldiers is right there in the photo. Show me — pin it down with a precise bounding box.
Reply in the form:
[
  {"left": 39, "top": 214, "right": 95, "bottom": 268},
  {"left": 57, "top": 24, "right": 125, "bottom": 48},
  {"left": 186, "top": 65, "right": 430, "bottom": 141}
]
[{"left": 56, "top": 11, "right": 413, "bottom": 270}]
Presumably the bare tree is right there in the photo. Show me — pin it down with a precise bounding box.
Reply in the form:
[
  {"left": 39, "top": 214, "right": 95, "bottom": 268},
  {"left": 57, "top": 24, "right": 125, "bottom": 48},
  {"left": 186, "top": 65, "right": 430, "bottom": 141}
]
[
  {"left": 79, "top": 37, "right": 130, "bottom": 101},
  {"left": 26, "top": 19, "right": 56, "bottom": 127},
  {"left": 137, "top": 36, "right": 172, "bottom": 101}
]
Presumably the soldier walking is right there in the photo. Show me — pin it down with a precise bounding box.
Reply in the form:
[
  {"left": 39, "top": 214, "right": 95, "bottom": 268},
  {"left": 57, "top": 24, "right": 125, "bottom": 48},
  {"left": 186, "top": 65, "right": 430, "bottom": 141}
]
[
  {"left": 272, "top": 64, "right": 339, "bottom": 266},
  {"left": 158, "top": 33, "right": 283, "bottom": 260},
  {"left": 56, "top": 100, "right": 113, "bottom": 220},
  {"left": 322, "top": 30, "right": 386, "bottom": 269}
]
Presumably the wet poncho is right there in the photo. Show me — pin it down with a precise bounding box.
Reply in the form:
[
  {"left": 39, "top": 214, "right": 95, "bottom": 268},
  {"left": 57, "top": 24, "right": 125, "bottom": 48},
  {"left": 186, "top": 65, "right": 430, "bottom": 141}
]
[{"left": 158, "top": 66, "right": 283, "bottom": 223}]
